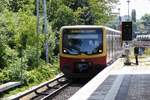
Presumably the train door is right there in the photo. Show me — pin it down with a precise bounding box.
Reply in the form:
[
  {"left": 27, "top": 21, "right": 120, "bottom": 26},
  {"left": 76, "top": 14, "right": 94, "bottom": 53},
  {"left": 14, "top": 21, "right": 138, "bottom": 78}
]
[
  {"left": 109, "top": 31, "right": 112, "bottom": 62},
  {"left": 116, "top": 34, "right": 119, "bottom": 56},
  {"left": 107, "top": 30, "right": 110, "bottom": 63},
  {"left": 114, "top": 33, "right": 117, "bottom": 57},
  {"left": 112, "top": 32, "right": 114, "bottom": 59},
  {"left": 112, "top": 32, "right": 116, "bottom": 59}
]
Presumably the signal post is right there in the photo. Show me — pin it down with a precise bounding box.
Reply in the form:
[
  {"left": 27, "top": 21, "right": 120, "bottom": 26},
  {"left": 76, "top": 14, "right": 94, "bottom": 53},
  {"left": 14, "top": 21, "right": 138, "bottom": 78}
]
[{"left": 122, "top": 21, "right": 132, "bottom": 65}]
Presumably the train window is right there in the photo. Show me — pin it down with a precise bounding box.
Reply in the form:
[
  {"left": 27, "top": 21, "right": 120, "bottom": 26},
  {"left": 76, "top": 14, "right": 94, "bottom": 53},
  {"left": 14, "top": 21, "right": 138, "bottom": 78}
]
[{"left": 62, "top": 28, "right": 103, "bottom": 55}]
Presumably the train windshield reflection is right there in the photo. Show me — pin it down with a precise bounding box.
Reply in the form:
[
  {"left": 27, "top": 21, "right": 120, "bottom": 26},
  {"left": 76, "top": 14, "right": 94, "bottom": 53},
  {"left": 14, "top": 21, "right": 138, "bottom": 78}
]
[{"left": 63, "top": 29, "right": 103, "bottom": 55}]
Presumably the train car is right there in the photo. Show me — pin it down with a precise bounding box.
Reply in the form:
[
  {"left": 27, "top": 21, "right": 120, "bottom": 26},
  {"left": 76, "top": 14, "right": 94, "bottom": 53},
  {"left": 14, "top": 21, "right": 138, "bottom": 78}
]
[{"left": 59, "top": 25, "right": 122, "bottom": 78}]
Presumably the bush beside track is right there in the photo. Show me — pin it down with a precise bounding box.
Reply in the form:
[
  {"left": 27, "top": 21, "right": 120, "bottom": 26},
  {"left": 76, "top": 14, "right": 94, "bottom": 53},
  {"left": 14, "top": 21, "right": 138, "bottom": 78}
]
[{"left": 0, "top": 61, "right": 60, "bottom": 98}]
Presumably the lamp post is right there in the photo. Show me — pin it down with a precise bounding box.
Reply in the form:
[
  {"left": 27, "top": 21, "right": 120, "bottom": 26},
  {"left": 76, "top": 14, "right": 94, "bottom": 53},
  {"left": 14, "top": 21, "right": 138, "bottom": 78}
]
[{"left": 127, "top": 0, "right": 130, "bottom": 21}]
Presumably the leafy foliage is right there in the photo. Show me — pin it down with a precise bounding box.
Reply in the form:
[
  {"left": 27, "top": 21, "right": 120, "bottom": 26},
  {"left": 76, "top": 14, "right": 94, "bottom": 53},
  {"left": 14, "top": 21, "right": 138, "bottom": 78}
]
[
  {"left": 47, "top": 0, "right": 119, "bottom": 30},
  {"left": 132, "top": 9, "right": 136, "bottom": 22},
  {"left": 137, "top": 14, "right": 150, "bottom": 33},
  {"left": 0, "top": 9, "right": 56, "bottom": 85},
  {"left": 51, "top": 5, "right": 75, "bottom": 30},
  {"left": 141, "top": 14, "right": 150, "bottom": 25}
]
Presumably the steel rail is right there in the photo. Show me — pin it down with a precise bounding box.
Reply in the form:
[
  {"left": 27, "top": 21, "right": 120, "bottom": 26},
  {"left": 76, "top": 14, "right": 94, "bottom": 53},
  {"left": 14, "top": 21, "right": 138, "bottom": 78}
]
[{"left": 41, "top": 81, "right": 72, "bottom": 100}]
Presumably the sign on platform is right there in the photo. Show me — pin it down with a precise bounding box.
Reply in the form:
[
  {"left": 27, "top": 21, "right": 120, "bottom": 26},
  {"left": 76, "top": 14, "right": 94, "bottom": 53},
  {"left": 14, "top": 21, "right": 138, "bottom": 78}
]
[{"left": 133, "top": 41, "right": 150, "bottom": 47}]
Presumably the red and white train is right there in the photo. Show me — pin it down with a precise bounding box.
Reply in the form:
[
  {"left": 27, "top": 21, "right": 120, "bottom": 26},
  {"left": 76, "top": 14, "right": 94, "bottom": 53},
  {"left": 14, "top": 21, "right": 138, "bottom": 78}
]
[{"left": 59, "top": 25, "right": 122, "bottom": 78}]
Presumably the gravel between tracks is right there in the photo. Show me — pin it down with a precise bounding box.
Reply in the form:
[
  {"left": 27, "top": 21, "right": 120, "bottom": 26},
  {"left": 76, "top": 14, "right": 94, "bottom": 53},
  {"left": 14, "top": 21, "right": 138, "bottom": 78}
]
[{"left": 52, "top": 82, "right": 86, "bottom": 100}]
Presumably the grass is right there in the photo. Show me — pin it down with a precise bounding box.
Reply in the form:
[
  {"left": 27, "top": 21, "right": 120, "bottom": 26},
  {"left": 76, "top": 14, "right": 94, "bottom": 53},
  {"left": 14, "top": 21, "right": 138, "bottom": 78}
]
[{"left": 0, "top": 61, "right": 60, "bottom": 98}]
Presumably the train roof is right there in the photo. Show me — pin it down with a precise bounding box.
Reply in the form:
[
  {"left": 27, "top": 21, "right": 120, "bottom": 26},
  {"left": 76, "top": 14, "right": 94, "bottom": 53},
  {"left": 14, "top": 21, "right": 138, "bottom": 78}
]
[
  {"left": 104, "top": 27, "right": 121, "bottom": 33},
  {"left": 60, "top": 25, "right": 121, "bottom": 33},
  {"left": 61, "top": 25, "right": 104, "bottom": 29}
]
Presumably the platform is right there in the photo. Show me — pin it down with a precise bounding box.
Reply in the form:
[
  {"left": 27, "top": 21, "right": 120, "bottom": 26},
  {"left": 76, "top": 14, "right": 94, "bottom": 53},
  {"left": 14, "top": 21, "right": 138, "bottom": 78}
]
[{"left": 69, "top": 57, "right": 150, "bottom": 100}]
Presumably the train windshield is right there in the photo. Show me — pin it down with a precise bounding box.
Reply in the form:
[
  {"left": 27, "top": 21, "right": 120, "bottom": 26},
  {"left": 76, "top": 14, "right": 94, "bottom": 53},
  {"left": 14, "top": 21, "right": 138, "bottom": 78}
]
[{"left": 62, "top": 28, "right": 103, "bottom": 55}]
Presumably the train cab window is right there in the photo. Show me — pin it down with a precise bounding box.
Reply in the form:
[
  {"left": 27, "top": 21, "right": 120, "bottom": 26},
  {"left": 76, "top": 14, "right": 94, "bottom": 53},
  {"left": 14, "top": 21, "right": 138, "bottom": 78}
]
[{"left": 62, "top": 28, "right": 103, "bottom": 55}]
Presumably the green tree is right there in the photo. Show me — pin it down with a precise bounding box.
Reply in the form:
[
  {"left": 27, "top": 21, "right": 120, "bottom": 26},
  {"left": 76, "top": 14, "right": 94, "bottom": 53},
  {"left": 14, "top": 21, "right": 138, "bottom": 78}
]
[
  {"left": 141, "top": 14, "right": 150, "bottom": 25},
  {"left": 8, "top": 0, "right": 35, "bottom": 13},
  {"left": 132, "top": 9, "right": 136, "bottom": 22},
  {"left": 47, "top": 0, "right": 63, "bottom": 22},
  {"left": 0, "top": 0, "right": 8, "bottom": 12},
  {"left": 131, "top": 9, "right": 137, "bottom": 38},
  {"left": 47, "top": 0, "right": 119, "bottom": 30},
  {"left": 141, "top": 14, "right": 150, "bottom": 33},
  {"left": 51, "top": 5, "right": 75, "bottom": 30}
]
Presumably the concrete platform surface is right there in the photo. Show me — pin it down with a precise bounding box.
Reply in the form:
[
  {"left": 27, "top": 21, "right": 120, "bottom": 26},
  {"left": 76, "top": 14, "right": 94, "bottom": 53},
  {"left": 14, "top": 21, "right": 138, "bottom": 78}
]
[{"left": 69, "top": 57, "right": 150, "bottom": 100}]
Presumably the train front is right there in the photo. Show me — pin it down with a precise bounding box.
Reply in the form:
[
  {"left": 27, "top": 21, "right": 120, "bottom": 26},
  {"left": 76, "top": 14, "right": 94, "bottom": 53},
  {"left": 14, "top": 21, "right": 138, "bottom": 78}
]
[{"left": 59, "top": 26, "right": 106, "bottom": 78}]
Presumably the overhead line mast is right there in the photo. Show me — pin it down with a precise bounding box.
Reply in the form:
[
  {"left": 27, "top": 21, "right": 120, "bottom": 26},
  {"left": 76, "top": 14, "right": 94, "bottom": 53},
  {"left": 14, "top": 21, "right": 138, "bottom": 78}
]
[
  {"left": 36, "top": 0, "right": 49, "bottom": 64},
  {"left": 43, "top": 0, "right": 49, "bottom": 63},
  {"left": 36, "top": 0, "right": 40, "bottom": 66}
]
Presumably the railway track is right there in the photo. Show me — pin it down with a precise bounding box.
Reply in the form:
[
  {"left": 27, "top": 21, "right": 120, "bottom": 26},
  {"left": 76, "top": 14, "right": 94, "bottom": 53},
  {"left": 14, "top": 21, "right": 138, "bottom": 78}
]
[
  {"left": 51, "top": 81, "right": 86, "bottom": 100},
  {"left": 8, "top": 74, "right": 72, "bottom": 100},
  {"left": 40, "top": 81, "right": 71, "bottom": 100}
]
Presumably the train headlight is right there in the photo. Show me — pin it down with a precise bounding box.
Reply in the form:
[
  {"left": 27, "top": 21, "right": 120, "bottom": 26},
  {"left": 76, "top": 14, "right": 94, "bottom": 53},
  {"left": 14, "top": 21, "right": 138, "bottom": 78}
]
[
  {"left": 63, "top": 49, "right": 67, "bottom": 53},
  {"left": 99, "top": 50, "right": 102, "bottom": 53}
]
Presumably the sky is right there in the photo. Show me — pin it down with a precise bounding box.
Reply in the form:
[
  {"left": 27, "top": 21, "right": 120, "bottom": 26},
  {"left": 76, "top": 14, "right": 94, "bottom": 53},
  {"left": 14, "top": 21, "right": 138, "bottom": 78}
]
[{"left": 115, "top": 0, "right": 150, "bottom": 19}]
